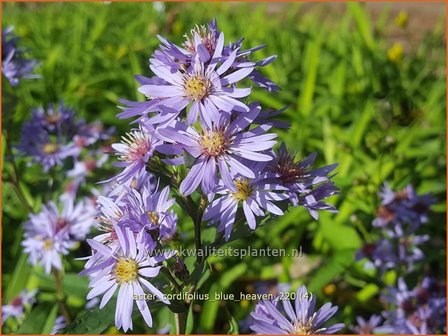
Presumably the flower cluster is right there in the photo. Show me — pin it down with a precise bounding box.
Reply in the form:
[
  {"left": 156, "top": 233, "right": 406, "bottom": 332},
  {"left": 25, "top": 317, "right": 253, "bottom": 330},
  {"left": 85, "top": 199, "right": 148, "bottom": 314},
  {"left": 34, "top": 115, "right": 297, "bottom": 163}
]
[
  {"left": 79, "top": 19, "right": 340, "bottom": 333},
  {"left": 352, "top": 184, "right": 444, "bottom": 334},
  {"left": 2, "top": 27, "right": 37, "bottom": 86},
  {"left": 17, "top": 102, "right": 113, "bottom": 182},
  {"left": 375, "top": 277, "right": 446, "bottom": 334},
  {"left": 249, "top": 285, "right": 344, "bottom": 334},
  {"left": 80, "top": 175, "right": 177, "bottom": 331},
  {"left": 110, "top": 19, "right": 338, "bottom": 241},
  {"left": 22, "top": 193, "right": 96, "bottom": 274},
  {"left": 356, "top": 184, "right": 435, "bottom": 274}
]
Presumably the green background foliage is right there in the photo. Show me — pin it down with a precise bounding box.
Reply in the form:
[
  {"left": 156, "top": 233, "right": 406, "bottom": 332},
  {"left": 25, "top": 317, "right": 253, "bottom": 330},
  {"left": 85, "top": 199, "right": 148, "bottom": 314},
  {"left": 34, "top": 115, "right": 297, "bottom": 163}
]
[{"left": 2, "top": 2, "right": 446, "bottom": 334}]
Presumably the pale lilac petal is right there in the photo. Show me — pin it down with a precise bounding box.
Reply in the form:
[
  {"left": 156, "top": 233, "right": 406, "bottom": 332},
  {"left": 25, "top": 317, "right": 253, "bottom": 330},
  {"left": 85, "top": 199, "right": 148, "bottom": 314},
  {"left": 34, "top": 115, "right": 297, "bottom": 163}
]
[
  {"left": 221, "top": 67, "right": 253, "bottom": 85},
  {"left": 180, "top": 158, "right": 207, "bottom": 196},
  {"left": 243, "top": 201, "right": 256, "bottom": 229},
  {"left": 138, "top": 85, "right": 184, "bottom": 98}
]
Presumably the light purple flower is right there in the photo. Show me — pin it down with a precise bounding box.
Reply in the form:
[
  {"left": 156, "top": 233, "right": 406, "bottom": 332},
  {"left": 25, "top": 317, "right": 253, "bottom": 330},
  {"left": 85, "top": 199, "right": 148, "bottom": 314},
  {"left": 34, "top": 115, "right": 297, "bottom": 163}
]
[
  {"left": 17, "top": 104, "right": 84, "bottom": 171},
  {"left": 268, "top": 143, "right": 339, "bottom": 216},
  {"left": 22, "top": 194, "right": 96, "bottom": 273},
  {"left": 141, "top": 40, "right": 254, "bottom": 127},
  {"left": 2, "top": 289, "right": 37, "bottom": 323},
  {"left": 159, "top": 106, "right": 277, "bottom": 196},
  {"left": 80, "top": 225, "right": 172, "bottom": 332},
  {"left": 124, "top": 184, "right": 178, "bottom": 241},
  {"left": 250, "top": 285, "right": 344, "bottom": 334},
  {"left": 373, "top": 184, "right": 435, "bottom": 232},
  {"left": 110, "top": 126, "right": 162, "bottom": 183},
  {"left": 204, "top": 174, "right": 288, "bottom": 240}
]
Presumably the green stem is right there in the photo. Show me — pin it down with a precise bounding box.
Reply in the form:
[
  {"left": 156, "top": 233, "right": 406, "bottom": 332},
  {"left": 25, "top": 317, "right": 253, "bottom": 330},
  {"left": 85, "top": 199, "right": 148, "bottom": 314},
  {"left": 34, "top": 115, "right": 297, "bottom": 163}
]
[
  {"left": 3, "top": 130, "right": 33, "bottom": 213},
  {"left": 175, "top": 311, "right": 188, "bottom": 335},
  {"left": 52, "top": 269, "right": 71, "bottom": 323},
  {"left": 161, "top": 267, "right": 182, "bottom": 293},
  {"left": 194, "top": 194, "right": 207, "bottom": 265}
]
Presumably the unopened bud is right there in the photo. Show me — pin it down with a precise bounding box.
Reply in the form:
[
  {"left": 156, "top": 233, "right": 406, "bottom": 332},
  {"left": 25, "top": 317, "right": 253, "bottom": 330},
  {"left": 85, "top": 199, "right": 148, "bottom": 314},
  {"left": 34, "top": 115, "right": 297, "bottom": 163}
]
[{"left": 173, "top": 257, "right": 189, "bottom": 282}]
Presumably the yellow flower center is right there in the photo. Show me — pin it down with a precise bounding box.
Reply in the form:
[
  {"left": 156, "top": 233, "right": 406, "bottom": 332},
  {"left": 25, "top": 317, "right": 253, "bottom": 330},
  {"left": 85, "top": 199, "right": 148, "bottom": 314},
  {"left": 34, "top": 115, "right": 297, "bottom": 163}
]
[
  {"left": 200, "top": 131, "right": 228, "bottom": 157},
  {"left": 184, "top": 75, "right": 211, "bottom": 101},
  {"left": 43, "top": 239, "right": 53, "bottom": 251},
  {"left": 232, "top": 179, "right": 253, "bottom": 201},
  {"left": 147, "top": 211, "right": 159, "bottom": 224},
  {"left": 43, "top": 143, "right": 59, "bottom": 154},
  {"left": 115, "top": 258, "right": 138, "bottom": 284}
]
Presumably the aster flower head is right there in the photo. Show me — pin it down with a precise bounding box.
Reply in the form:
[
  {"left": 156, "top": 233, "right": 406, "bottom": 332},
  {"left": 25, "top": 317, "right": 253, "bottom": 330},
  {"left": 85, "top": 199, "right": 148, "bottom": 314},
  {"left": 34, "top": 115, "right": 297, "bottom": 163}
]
[
  {"left": 22, "top": 194, "right": 96, "bottom": 273},
  {"left": 250, "top": 285, "right": 344, "bottom": 334},
  {"left": 159, "top": 106, "right": 277, "bottom": 196},
  {"left": 204, "top": 173, "right": 288, "bottom": 240},
  {"left": 22, "top": 211, "right": 73, "bottom": 274},
  {"left": 80, "top": 225, "right": 173, "bottom": 332},
  {"left": 110, "top": 125, "right": 162, "bottom": 183},
  {"left": 2, "top": 289, "right": 37, "bottom": 323},
  {"left": 183, "top": 19, "right": 220, "bottom": 56},
  {"left": 17, "top": 103, "right": 88, "bottom": 171},
  {"left": 18, "top": 120, "right": 80, "bottom": 172},
  {"left": 373, "top": 184, "right": 435, "bottom": 232},
  {"left": 120, "top": 19, "right": 279, "bottom": 127},
  {"left": 123, "top": 184, "right": 178, "bottom": 242},
  {"left": 269, "top": 143, "right": 339, "bottom": 219},
  {"left": 2, "top": 27, "right": 37, "bottom": 86},
  {"left": 141, "top": 46, "right": 253, "bottom": 128}
]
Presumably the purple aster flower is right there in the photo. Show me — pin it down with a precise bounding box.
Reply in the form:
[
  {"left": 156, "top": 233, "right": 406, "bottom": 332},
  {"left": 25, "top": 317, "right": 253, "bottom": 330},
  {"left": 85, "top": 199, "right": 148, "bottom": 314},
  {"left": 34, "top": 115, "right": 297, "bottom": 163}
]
[
  {"left": 142, "top": 47, "right": 253, "bottom": 127},
  {"left": 373, "top": 184, "right": 435, "bottom": 232},
  {"left": 378, "top": 277, "right": 447, "bottom": 334},
  {"left": 250, "top": 285, "right": 344, "bottom": 334},
  {"left": 110, "top": 126, "right": 162, "bottom": 183},
  {"left": 124, "top": 184, "right": 178, "bottom": 241},
  {"left": 2, "top": 289, "right": 37, "bottom": 323},
  {"left": 159, "top": 106, "right": 277, "bottom": 196},
  {"left": 267, "top": 143, "right": 339, "bottom": 219},
  {"left": 165, "top": 19, "right": 279, "bottom": 92},
  {"left": 350, "top": 315, "right": 383, "bottom": 334},
  {"left": 2, "top": 27, "right": 37, "bottom": 86},
  {"left": 22, "top": 194, "right": 96, "bottom": 273},
  {"left": 50, "top": 316, "right": 66, "bottom": 335},
  {"left": 204, "top": 173, "right": 288, "bottom": 240},
  {"left": 17, "top": 121, "right": 80, "bottom": 171},
  {"left": 17, "top": 104, "right": 83, "bottom": 171},
  {"left": 22, "top": 216, "right": 72, "bottom": 274},
  {"left": 29, "top": 103, "right": 77, "bottom": 133},
  {"left": 118, "top": 20, "right": 279, "bottom": 127},
  {"left": 80, "top": 225, "right": 172, "bottom": 332}
]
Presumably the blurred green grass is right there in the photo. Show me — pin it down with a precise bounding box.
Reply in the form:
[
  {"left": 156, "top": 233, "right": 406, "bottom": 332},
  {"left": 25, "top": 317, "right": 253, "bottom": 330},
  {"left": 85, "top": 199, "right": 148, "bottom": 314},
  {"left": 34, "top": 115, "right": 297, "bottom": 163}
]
[{"left": 2, "top": 2, "right": 446, "bottom": 333}]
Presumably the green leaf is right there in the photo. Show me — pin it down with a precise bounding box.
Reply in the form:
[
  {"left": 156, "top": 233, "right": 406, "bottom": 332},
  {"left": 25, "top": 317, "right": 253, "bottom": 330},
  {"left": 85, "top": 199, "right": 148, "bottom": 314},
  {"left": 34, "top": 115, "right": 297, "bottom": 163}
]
[
  {"left": 356, "top": 283, "right": 379, "bottom": 303},
  {"left": 17, "top": 303, "right": 57, "bottom": 334},
  {"left": 5, "top": 253, "right": 31, "bottom": 302},
  {"left": 348, "top": 3, "right": 375, "bottom": 50},
  {"left": 299, "top": 33, "right": 322, "bottom": 116}
]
